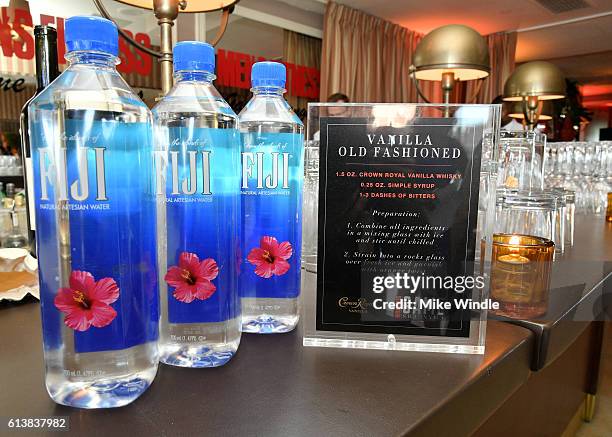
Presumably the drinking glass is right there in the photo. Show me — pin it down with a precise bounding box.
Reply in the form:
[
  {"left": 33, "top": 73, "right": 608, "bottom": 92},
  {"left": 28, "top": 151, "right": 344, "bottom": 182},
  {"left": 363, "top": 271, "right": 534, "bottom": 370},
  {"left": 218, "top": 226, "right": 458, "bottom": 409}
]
[
  {"left": 563, "top": 189, "right": 575, "bottom": 247},
  {"left": 544, "top": 141, "right": 611, "bottom": 215},
  {"left": 495, "top": 190, "right": 557, "bottom": 245},
  {"left": 498, "top": 131, "right": 546, "bottom": 190},
  {"left": 301, "top": 139, "right": 319, "bottom": 272},
  {"left": 548, "top": 188, "right": 566, "bottom": 254},
  {"left": 0, "top": 156, "right": 8, "bottom": 176}
]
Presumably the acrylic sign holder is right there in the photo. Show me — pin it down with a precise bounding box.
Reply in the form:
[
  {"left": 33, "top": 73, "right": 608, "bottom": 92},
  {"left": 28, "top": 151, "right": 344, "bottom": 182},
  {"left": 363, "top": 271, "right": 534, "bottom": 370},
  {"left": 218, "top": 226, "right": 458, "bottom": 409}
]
[{"left": 302, "top": 103, "right": 501, "bottom": 354}]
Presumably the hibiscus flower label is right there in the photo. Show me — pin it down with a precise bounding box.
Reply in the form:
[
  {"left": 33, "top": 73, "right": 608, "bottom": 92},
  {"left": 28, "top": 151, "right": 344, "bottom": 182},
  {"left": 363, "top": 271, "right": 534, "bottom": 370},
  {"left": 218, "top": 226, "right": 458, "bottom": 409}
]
[
  {"left": 247, "top": 236, "right": 293, "bottom": 278},
  {"left": 165, "top": 251, "right": 219, "bottom": 303},
  {"left": 54, "top": 270, "right": 120, "bottom": 332}
]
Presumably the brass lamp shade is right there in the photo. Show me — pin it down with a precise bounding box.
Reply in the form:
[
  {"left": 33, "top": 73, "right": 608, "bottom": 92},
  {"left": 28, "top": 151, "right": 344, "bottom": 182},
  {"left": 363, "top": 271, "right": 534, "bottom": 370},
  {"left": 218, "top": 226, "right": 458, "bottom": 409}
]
[
  {"left": 509, "top": 100, "right": 553, "bottom": 121},
  {"left": 412, "top": 24, "right": 490, "bottom": 81},
  {"left": 503, "top": 61, "right": 565, "bottom": 101},
  {"left": 116, "top": 0, "right": 239, "bottom": 13}
]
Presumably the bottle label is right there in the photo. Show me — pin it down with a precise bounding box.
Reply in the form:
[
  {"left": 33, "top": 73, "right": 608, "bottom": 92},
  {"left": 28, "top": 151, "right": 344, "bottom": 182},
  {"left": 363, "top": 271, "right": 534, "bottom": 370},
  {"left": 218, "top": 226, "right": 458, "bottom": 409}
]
[
  {"left": 31, "top": 118, "right": 159, "bottom": 354},
  {"left": 155, "top": 127, "right": 241, "bottom": 324},
  {"left": 240, "top": 131, "right": 304, "bottom": 299}
]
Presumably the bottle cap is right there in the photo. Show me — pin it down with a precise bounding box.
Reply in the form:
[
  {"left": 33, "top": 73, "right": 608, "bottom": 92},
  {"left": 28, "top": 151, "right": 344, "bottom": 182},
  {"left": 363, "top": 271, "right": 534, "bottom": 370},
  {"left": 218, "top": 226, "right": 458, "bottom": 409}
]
[
  {"left": 65, "top": 16, "right": 118, "bottom": 56},
  {"left": 173, "top": 41, "right": 215, "bottom": 73},
  {"left": 251, "top": 61, "right": 286, "bottom": 88}
]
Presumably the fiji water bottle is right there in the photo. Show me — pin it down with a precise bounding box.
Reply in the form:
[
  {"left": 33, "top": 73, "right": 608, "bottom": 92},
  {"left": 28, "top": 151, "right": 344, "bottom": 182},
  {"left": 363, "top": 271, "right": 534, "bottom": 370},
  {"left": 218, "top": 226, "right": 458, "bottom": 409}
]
[
  {"left": 153, "top": 41, "right": 241, "bottom": 367},
  {"left": 239, "top": 62, "right": 304, "bottom": 333},
  {"left": 28, "top": 16, "right": 159, "bottom": 408}
]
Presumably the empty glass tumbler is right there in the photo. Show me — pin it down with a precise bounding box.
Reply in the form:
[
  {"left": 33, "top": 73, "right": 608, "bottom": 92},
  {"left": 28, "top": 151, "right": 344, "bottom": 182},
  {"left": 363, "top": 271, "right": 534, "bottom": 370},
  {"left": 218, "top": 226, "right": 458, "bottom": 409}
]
[
  {"left": 301, "top": 139, "right": 319, "bottom": 272},
  {"left": 544, "top": 141, "right": 611, "bottom": 214},
  {"left": 498, "top": 130, "right": 546, "bottom": 190},
  {"left": 495, "top": 191, "right": 557, "bottom": 245}
]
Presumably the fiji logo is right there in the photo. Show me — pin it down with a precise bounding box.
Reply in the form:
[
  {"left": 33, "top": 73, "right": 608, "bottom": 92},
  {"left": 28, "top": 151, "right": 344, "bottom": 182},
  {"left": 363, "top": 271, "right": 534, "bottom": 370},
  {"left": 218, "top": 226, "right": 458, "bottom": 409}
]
[
  {"left": 241, "top": 152, "right": 290, "bottom": 189},
  {"left": 153, "top": 150, "right": 212, "bottom": 196},
  {"left": 38, "top": 146, "right": 108, "bottom": 201}
]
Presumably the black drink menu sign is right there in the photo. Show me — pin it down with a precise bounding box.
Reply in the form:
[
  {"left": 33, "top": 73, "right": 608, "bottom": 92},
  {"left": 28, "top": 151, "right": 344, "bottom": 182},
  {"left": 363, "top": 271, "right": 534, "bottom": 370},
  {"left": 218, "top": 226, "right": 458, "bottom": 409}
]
[{"left": 316, "top": 116, "right": 482, "bottom": 338}]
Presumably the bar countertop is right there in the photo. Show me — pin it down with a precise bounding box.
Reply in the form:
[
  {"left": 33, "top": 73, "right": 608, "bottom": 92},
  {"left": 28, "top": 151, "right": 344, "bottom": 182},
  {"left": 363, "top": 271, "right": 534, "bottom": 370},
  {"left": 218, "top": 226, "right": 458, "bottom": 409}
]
[
  {"left": 491, "top": 215, "right": 612, "bottom": 370},
  {"left": 0, "top": 301, "right": 533, "bottom": 437},
  {"left": 1, "top": 219, "right": 608, "bottom": 435}
]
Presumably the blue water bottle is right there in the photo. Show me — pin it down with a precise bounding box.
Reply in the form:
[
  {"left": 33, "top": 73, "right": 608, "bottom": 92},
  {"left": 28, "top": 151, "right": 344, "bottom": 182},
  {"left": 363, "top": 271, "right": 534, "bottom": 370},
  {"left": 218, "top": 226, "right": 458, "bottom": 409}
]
[
  {"left": 153, "top": 42, "right": 241, "bottom": 367},
  {"left": 28, "top": 16, "right": 159, "bottom": 408},
  {"left": 239, "top": 62, "right": 304, "bottom": 333}
]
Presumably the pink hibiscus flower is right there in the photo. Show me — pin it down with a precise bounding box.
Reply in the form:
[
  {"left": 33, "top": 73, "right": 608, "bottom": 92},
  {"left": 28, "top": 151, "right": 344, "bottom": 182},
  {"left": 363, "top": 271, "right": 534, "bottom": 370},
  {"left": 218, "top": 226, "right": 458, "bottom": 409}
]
[
  {"left": 54, "top": 270, "right": 119, "bottom": 332},
  {"left": 247, "top": 236, "right": 292, "bottom": 278},
  {"left": 165, "top": 252, "right": 219, "bottom": 303}
]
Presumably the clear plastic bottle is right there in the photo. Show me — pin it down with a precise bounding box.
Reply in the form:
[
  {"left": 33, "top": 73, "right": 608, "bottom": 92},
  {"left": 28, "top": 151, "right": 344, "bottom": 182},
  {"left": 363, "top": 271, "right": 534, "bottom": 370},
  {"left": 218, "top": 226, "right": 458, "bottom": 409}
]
[
  {"left": 153, "top": 41, "right": 241, "bottom": 367},
  {"left": 28, "top": 16, "right": 159, "bottom": 408},
  {"left": 239, "top": 62, "right": 304, "bottom": 333}
]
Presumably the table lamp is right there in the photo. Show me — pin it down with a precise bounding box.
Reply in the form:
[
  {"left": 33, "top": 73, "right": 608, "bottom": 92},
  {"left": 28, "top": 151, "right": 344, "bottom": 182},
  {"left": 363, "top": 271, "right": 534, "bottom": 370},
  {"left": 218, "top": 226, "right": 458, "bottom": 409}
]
[
  {"left": 509, "top": 100, "right": 553, "bottom": 123},
  {"left": 93, "top": 0, "right": 240, "bottom": 94},
  {"left": 503, "top": 61, "right": 565, "bottom": 130},
  {"left": 410, "top": 24, "right": 490, "bottom": 105}
]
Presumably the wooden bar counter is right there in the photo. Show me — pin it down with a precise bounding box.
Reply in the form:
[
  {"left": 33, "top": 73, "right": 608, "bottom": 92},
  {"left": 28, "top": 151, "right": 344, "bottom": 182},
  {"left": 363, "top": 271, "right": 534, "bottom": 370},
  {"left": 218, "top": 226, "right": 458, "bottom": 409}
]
[{"left": 0, "top": 216, "right": 609, "bottom": 436}]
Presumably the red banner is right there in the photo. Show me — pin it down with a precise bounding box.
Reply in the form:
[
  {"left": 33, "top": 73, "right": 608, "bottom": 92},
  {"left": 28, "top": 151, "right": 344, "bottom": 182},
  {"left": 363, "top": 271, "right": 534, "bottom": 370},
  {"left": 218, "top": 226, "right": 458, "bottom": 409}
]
[
  {"left": 1, "top": 8, "right": 321, "bottom": 98},
  {"left": 216, "top": 49, "right": 320, "bottom": 99},
  {"left": 0, "top": 8, "right": 153, "bottom": 76}
]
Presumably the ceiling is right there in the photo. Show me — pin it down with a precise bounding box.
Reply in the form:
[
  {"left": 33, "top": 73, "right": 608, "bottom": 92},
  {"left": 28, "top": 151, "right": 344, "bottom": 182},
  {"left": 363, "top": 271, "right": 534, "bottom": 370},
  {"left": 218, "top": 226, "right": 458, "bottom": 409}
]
[
  {"left": 332, "top": 0, "right": 612, "bottom": 64},
  {"left": 339, "top": 0, "right": 612, "bottom": 34}
]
